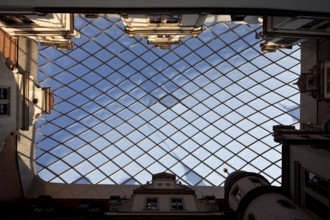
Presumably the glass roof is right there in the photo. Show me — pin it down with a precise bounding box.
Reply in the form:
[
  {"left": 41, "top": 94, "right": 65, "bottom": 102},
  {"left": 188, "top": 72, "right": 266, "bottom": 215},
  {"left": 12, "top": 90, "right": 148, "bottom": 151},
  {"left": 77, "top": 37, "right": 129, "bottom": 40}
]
[{"left": 35, "top": 14, "right": 300, "bottom": 186}]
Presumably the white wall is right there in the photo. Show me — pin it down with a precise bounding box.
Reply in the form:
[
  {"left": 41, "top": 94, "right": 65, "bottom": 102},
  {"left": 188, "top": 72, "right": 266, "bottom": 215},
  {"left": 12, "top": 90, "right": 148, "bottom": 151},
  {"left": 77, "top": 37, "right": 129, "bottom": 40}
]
[
  {"left": 227, "top": 175, "right": 269, "bottom": 211},
  {"left": 243, "top": 193, "right": 312, "bottom": 220},
  {"left": 290, "top": 145, "right": 330, "bottom": 180},
  {"left": 289, "top": 144, "right": 330, "bottom": 199},
  {"left": 0, "top": 54, "right": 18, "bottom": 152}
]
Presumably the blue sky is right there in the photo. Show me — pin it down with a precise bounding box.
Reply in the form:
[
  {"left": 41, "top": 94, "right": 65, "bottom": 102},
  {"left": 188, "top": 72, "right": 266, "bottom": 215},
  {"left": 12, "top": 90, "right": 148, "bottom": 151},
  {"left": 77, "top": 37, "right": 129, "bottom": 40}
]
[{"left": 34, "top": 15, "right": 300, "bottom": 186}]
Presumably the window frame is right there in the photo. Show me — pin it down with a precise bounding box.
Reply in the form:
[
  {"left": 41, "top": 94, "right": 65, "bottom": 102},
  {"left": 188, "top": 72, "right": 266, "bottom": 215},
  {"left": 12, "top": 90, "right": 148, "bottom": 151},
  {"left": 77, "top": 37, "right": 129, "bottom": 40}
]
[
  {"left": 294, "top": 163, "right": 330, "bottom": 219},
  {"left": 249, "top": 178, "right": 262, "bottom": 187},
  {"left": 304, "top": 170, "right": 329, "bottom": 197},
  {"left": 144, "top": 197, "right": 158, "bottom": 210},
  {"left": 232, "top": 186, "right": 244, "bottom": 201},
  {"left": 170, "top": 198, "right": 184, "bottom": 210},
  {"left": 0, "top": 15, "right": 34, "bottom": 25},
  {"left": 0, "top": 87, "right": 10, "bottom": 117},
  {"left": 148, "top": 14, "right": 181, "bottom": 26}
]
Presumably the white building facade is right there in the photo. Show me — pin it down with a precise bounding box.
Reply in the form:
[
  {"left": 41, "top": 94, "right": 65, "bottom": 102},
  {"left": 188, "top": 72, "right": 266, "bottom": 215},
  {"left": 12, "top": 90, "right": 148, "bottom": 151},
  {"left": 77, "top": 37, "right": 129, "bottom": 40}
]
[{"left": 0, "top": 13, "right": 79, "bottom": 50}]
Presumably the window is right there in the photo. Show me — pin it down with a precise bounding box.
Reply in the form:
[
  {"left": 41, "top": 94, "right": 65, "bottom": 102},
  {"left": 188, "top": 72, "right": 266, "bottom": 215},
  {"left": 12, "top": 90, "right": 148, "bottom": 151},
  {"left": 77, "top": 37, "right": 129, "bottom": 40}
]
[
  {"left": 166, "top": 15, "right": 179, "bottom": 24},
  {"left": 305, "top": 193, "right": 329, "bottom": 219},
  {"left": 148, "top": 15, "right": 179, "bottom": 24},
  {"left": 316, "top": 22, "right": 330, "bottom": 31},
  {"left": 305, "top": 171, "right": 329, "bottom": 196},
  {"left": 204, "top": 195, "right": 216, "bottom": 203},
  {"left": 149, "top": 15, "right": 162, "bottom": 24},
  {"left": 0, "top": 88, "right": 9, "bottom": 99},
  {"left": 232, "top": 187, "right": 244, "bottom": 201},
  {"left": 109, "top": 195, "right": 121, "bottom": 204},
  {"left": 171, "top": 198, "right": 184, "bottom": 210},
  {"left": 326, "top": 66, "right": 330, "bottom": 94},
  {"left": 145, "top": 198, "right": 158, "bottom": 210},
  {"left": 157, "top": 34, "right": 171, "bottom": 39},
  {"left": 299, "top": 20, "right": 323, "bottom": 30},
  {"left": 294, "top": 161, "right": 302, "bottom": 205},
  {"left": 250, "top": 178, "right": 262, "bottom": 187},
  {"left": 0, "top": 15, "right": 33, "bottom": 25},
  {"left": 0, "top": 87, "right": 10, "bottom": 116}
]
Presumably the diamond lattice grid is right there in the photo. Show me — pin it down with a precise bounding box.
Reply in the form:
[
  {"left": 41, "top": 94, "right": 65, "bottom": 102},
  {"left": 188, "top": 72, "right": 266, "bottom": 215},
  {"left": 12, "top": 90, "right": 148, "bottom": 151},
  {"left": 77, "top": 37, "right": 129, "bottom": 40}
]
[{"left": 35, "top": 15, "right": 300, "bottom": 186}]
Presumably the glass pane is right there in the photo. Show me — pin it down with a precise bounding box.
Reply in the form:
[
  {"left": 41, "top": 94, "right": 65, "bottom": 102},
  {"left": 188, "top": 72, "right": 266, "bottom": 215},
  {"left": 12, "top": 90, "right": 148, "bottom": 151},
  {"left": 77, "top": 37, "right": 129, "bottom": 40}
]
[{"left": 35, "top": 15, "right": 300, "bottom": 186}]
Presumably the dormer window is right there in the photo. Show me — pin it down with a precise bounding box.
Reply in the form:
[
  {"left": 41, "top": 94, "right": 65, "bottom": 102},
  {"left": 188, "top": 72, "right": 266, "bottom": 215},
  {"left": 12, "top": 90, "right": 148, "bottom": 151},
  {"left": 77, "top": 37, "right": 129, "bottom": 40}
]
[
  {"left": 148, "top": 15, "right": 179, "bottom": 25},
  {"left": 155, "top": 180, "right": 173, "bottom": 188},
  {"left": 250, "top": 178, "right": 262, "bottom": 187},
  {"left": 165, "top": 182, "right": 172, "bottom": 187},
  {"left": 149, "top": 15, "right": 162, "bottom": 24},
  {"left": 305, "top": 170, "right": 328, "bottom": 196},
  {"left": 204, "top": 195, "right": 216, "bottom": 203},
  {"left": 166, "top": 15, "right": 179, "bottom": 24},
  {"left": 232, "top": 186, "right": 244, "bottom": 201}
]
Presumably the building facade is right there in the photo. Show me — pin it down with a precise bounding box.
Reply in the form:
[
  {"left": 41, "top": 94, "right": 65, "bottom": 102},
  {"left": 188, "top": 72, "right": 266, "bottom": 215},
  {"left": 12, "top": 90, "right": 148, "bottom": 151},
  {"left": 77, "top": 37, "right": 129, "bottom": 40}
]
[
  {"left": 121, "top": 13, "right": 208, "bottom": 48},
  {"left": 224, "top": 170, "right": 314, "bottom": 220},
  {"left": 260, "top": 16, "right": 330, "bottom": 52},
  {"left": 0, "top": 13, "right": 79, "bottom": 50},
  {"left": 273, "top": 124, "right": 330, "bottom": 220},
  {"left": 106, "top": 172, "right": 222, "bottom": 219},
  {"left": 0, "top": 52, "right": 53, "bottom": 153},
  {"left": 297, "top": 60, "right": 330, "bottom": 101}
]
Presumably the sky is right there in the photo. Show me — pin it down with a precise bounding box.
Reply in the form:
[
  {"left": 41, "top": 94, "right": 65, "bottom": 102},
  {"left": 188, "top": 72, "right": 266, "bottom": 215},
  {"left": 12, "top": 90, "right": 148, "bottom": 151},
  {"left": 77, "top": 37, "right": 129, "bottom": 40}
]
[{"left": 34, "top": 14, "right": 300, "bottom": 186}]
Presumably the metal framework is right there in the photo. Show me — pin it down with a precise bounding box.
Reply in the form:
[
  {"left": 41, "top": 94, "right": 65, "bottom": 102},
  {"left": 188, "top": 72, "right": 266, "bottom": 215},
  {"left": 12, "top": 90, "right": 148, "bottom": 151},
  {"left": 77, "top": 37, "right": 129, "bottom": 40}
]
[{"left": 35, "top": 15, "right": 300, "bottom": 186}]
